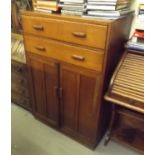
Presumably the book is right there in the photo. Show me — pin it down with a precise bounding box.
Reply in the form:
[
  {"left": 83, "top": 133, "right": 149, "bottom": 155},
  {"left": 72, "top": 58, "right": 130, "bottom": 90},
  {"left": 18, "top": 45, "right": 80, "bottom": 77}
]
[
  {"left": 34, "top": 7, "right": 52, "bottom": 13},
  {"left": 126, "top": 41, "right": 144, "bottom": 51},
  {"left": 86, "top": 4, "right": 128, "bottom": 11},
  {"left": 61, "top": 9, "right": 84, "bottom": 16},
  {"left": 36, "top": 0, "right": 57, "bottom": 5},
  {"left": 60, "top": 0, "right": 85, "bottom": 3},
  {"left": 87, "top": 0, "right": 130, "bottom": 5},
  {"left": 87, "top": 9, "right": 134, "bottom": 17},
  {"left": 82, "top": 14, "right": 122, "bottom": 20},
  {"left": 33, "top": 0, "right": 59, "bottom": 12}
]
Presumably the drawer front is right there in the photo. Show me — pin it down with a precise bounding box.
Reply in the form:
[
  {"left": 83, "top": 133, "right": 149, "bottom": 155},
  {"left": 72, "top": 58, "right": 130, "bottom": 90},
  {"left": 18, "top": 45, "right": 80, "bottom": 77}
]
[
  {"left": 12, "top": 82, "right": 29, "bottom": 97},
  {"left": 11, "top": 91, "right": 31, "bottom": 110},
  {"left": 11, "top": 61, "right": 27, "bottom": 77},
  {"left": 11, "top": 72, "right": 28, "bottom": 87},
  {"left": 24, "top": 35, "right": 104, "bottom": 72},
  {"left": 22, "top": 16, "right": 107, "bottom": 49}
]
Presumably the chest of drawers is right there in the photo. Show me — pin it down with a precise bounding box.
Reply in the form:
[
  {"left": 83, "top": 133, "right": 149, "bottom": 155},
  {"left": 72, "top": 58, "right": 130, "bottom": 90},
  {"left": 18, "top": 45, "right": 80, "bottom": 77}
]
[
  {"left": 11, "top": 33, "right": 31, "bottom": 110},
  {"left": 22, "top": 11, "right": 133, "bottom": 148}
]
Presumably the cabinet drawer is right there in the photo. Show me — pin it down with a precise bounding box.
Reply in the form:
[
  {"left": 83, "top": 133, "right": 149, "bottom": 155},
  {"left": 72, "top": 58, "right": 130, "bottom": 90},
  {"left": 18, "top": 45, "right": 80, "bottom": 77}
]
[
  {"left": 11, "top": 91, "right": 31, "bottom": 110},
  {"left": 24, "top": 35, "right": 104, "bottom": 72},
  {"left": 11, "top": 72, "right": 28, "bottom": 87},
  {"left": 11, "top": 61, "right": 27, "bottom": 76},
  {"left": 22, "top": 16, "right": 107, "bottom": 49},
  {"left": 12, "top": 82, "right": 29, "bottom": 97}
]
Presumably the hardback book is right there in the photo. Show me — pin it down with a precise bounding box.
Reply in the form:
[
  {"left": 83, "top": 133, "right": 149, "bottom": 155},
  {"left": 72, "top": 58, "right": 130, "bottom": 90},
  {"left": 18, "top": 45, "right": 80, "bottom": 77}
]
[
  {"left": 87, "top": 9, "right": 133, "bottom": 17},
  {"left": 61, "top": 9, "right": 84, "bottom": 16},
  {"left": 36, "top": 0, "right": 57, "bottom": 5},
  {"left": 86, "top": 3, "right": 128, "bottom": 11},
  {"left": 87, "top": 0, "right": 130, "bottom": 5},
  {"left": 33, "top": 0, "right": 59, "bottom": 11},
  {"left": 82, "top": 14, "right": 122, "bottom": 20},
  {"left": 58, "top": 3, "right": 86, "bottom": 10},
  {"left": 87, "top": 0, "right": 129, "bottom": 1},
  {"left": 60, "top": 0, "right": 85, "bottom": 3},
  {"left": 35, "top": 5, "right": 59, "bottom": 11},
  {"left": 34, "top": 7, "right": 53, "bottom": 13}
]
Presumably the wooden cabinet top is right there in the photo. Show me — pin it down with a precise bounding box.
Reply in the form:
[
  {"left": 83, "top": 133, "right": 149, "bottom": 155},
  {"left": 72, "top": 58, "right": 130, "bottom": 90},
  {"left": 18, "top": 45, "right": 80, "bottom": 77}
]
[{"left": 21, "top": 11, "right": 133, "bottom": 26}]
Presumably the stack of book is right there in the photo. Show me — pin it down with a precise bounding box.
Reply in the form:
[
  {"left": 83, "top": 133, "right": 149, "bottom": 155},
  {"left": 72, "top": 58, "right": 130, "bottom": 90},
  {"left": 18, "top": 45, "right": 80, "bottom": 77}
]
[
  {"left": 33, "top": 0, "right": 60, "bottom": 13},
  {"left": 126, "top": 30, "right": 144, "bottom": 52},
  {"left": 83, "top": 0, "right": 134, "bottom": 20},
  {"left": 59, "top": 0, "right": 86, "bottom": 16}
]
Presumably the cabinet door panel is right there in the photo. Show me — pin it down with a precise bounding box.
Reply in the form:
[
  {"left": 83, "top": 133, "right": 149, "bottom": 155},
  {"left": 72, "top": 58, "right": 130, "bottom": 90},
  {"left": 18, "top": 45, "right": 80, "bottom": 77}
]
[
  {"left": 44, "top": 63, "right": 59, "bottom": 124},
  {"left": 60, "top": 64, "right": 102, "bottom": 141},
  {"left": 78, "top": 75, "right": 99, "bottom": 140},
  {"left": 28, "top": 55, "right": 59, "bottom": 127},
  {"left": 60, "top": 68, "right": 77, "bottom": 131},
  {"left": 30, "top": 60, "right": 47, "bottom": 116}
]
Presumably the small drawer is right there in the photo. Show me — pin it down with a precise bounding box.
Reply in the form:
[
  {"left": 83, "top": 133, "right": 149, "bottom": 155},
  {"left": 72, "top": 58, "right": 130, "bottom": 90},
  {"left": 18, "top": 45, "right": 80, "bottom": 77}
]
[
  {"left": 11, "top": 61, "right": 27, "bottom": 76},
  {"left": 22, "top": 16, "right": 107, "bottom": 49},
  {"left": 11, "top": 73, "right": 28, "bottom": 87},
  {"left": 24, "top": 35, "right": 104, "bottom": 72},
  {"left": 12, "top": 82, "right": 29, "bottom": 97}
]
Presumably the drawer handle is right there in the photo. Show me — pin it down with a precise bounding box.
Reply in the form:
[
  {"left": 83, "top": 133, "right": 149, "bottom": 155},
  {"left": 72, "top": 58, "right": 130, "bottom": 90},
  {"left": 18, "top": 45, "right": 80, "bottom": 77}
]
[
  {"left": 71, "top": 55, "right": 85, "bottom": 61},
  {"left": 72, "top": 32, "right": 86, "bottom": 38},
  {"left": 33, "top": 25, "right": 44, "bottom": 31},
  {"left": 35, "top": 46, "right": 46, "bottom": 51}
]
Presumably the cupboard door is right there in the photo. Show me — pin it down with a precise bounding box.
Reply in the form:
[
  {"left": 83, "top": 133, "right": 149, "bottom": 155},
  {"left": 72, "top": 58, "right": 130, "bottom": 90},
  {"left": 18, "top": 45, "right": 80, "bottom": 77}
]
[
  {"left": 27, "top": 55, "right": 59, "bottom": 127},
  {"left": 60, "top": 64, "right": 102, "bottom": 141}
]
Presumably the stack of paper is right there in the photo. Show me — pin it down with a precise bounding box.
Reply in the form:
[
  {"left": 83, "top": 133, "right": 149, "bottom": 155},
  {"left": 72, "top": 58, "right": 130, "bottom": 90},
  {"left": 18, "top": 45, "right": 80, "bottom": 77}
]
[{"left": 59, "top": 0, "right": 86, "bottom": 16}]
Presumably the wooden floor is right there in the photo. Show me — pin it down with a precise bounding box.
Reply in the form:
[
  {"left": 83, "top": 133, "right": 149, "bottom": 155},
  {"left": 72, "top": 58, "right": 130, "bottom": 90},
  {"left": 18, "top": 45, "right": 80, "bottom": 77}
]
[{"left": 11, "top": 104, "right": 141, "bottom": 155}]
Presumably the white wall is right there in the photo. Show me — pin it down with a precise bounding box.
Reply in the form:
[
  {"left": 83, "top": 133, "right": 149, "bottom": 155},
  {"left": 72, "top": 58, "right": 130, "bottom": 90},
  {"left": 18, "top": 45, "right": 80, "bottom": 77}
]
[{"left": 129, "top": 0, "right": 144, "bottom": 38}]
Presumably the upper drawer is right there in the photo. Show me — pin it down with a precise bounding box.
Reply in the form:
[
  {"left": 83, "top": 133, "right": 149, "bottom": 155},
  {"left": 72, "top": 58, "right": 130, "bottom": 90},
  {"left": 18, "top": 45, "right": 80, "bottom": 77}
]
[
  {"left": 24, "top": 35, "right": 104, "bottom": 72},
  {"left": 22, "top": 16, "right": 107, "bottom": 49}
]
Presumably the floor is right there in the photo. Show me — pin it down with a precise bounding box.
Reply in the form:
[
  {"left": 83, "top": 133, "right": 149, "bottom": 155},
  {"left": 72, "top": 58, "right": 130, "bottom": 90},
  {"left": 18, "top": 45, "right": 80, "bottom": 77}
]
[{"left": 12, "top": 104, "right": 141, "bottom": 155}]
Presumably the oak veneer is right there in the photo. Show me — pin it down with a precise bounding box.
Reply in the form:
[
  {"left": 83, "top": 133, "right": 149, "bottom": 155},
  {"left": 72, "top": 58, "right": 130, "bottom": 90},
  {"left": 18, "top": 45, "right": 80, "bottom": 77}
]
[{"left": 22, "top": 11, "right": 133, "bottom": 148}]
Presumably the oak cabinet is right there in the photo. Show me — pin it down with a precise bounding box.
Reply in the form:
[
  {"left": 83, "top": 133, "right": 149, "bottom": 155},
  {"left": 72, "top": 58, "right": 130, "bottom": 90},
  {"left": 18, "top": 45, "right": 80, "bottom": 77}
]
[{"left": 22, "top": 11, "right": 133, "bottom": 148}]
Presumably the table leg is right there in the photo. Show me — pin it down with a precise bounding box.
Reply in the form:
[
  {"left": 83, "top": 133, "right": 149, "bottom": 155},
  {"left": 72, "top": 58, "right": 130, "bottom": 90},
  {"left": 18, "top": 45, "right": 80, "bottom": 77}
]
[{"left": 104, "top": 104, "right": 116, "bottom": 146}]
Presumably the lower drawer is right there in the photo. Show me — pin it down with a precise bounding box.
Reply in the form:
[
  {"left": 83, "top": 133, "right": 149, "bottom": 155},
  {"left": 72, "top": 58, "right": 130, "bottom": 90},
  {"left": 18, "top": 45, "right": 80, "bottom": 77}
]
[
  {"left": 24, "top": 35, "right": 104, "bottom": 72},
  {"left": 11, "top": 82, "right": 29, "bottom": 97},
  {"left": 11, "top": 73, "right": 28, "bottom": 87},
  {"left": 11, "top": 91, "right": 31, "bottom": 110},
  {"left": 11, "top": 60, "right": 27, "bottom": 77}
]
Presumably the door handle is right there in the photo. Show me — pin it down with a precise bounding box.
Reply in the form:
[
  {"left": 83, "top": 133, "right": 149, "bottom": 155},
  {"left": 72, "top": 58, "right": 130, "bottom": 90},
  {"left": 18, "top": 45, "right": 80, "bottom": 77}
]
[
  {"left": 33, "top": 25, "right": 44, "bottom": 31},
  {"left": 59, "top": 88, "right": 63, "bottom": 98},
  {"left": 54, "top": 86, "right": 59, "bottom": 98},
  {"left": 72, "top": 32, "right": 86, "bottom": 38},
  {"left": 71, "top": 55, "right": 85, "bottom": 61}
]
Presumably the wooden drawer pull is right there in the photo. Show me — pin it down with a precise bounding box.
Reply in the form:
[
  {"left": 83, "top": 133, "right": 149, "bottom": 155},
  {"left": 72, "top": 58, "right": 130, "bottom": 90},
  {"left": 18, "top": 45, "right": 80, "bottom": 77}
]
[
  {"left": 35, "top": 46, "right": 45, "bottom": 51},
  {"left": 33, "top": 25, "right": 44, "bottom": 31},
  {"left": 72, "top": 32, "right": 86, "bottom": 38},
  {"left": 71, "top": 55, "right": 85, "bottom": 61}
]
